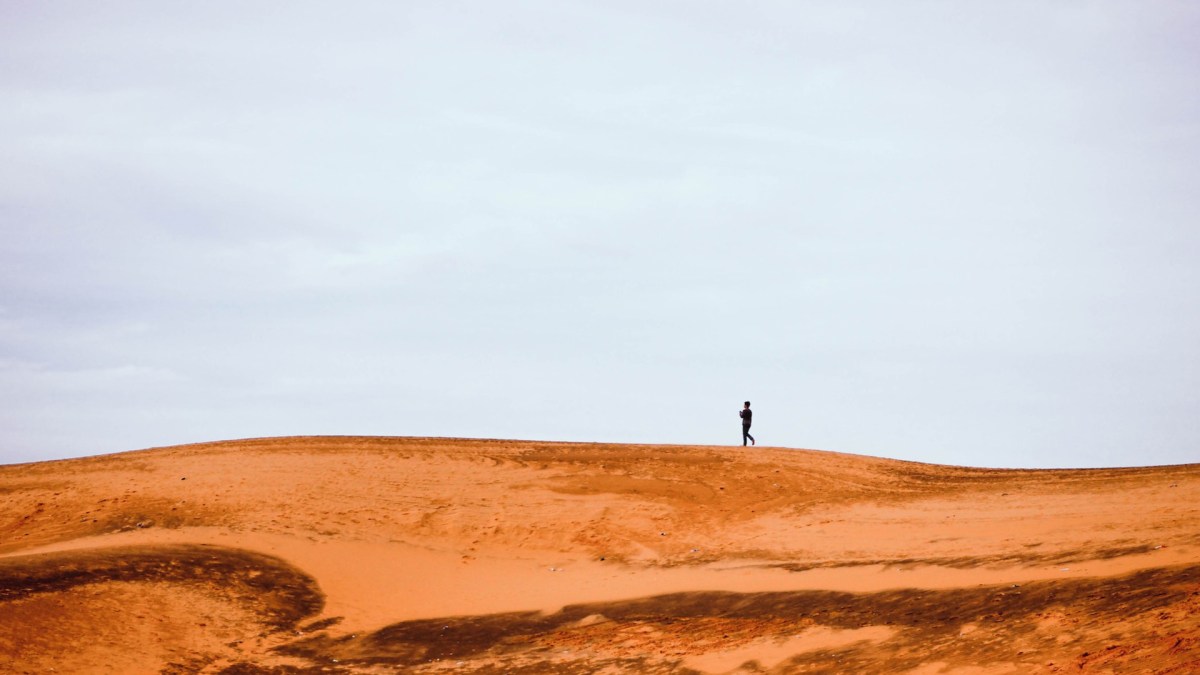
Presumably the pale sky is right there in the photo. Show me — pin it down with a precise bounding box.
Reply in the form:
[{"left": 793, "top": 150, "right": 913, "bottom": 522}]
[{"left": 2, "top": 1, "right": 1197, "bottom": 468}]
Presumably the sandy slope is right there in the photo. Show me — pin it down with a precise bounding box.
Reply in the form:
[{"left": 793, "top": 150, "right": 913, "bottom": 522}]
[{"left": 1, "top": 436, "right": 1197, "bottom": 673}]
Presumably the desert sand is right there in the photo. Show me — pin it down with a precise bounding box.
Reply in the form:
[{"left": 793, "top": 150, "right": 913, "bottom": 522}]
[{"left": 1, "top": 436, "right": 1197, "bottom": 673}]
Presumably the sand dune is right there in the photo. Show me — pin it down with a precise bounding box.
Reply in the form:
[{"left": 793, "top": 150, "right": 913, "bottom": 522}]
[{"left": 1, "top": 436, "right": 1197, "bottom": 673}]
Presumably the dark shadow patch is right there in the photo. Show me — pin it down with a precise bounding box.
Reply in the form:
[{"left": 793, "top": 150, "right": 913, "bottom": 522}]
[
  {"left": 0, "top": 543, "right": 324, "bottom": 630},
  {"left": 216, "top": 665, "right": 327, "bottom": 675},
  {"left": 300, "top": 616, "right": 344, "bottom": 633},
  {"left": 771, "top": 542, "right": 1160, "bottom": 572},
  {"left": 277, "top": 564, "right": 1200, "bottom": 672}
]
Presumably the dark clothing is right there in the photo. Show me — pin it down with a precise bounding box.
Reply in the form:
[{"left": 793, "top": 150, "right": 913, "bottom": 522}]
[{"left": 740, "top": 408, "right": 755, "bottom": 446}]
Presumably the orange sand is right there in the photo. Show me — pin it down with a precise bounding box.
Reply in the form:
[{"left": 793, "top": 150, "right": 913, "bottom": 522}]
[{"left": 1, "top": 436, "right": 1198, "bottom": 673}]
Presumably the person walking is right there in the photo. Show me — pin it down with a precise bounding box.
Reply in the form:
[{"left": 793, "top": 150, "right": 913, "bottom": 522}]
[{"left": 739, "top": 401, "right": 755, "bottom": 446}]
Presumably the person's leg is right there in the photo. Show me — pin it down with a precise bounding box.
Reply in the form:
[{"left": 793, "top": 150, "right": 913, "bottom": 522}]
[
  {"left": 743, "top": 425, "right": 752, "bottom": 446},
  {"left": 747, "top": 428, "right": 755, "bottom": 445}
]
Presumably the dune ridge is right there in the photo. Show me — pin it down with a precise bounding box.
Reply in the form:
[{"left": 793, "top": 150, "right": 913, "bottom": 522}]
[{"left": 1, "top": 436, "right": 1198, "bottom": 673}]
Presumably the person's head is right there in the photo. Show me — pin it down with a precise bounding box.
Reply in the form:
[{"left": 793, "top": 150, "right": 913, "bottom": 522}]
[{"left": 744, "top": 401, "right": 751, "bottom": 408}]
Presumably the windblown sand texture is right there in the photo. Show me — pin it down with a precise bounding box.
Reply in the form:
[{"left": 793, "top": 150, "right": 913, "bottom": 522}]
[{"left": 1, "top": 436, "right": 1198, "bottom": 673}]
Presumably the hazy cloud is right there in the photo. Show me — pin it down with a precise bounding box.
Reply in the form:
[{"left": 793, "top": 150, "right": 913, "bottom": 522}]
[{"left": 2, "top": 1, "right": 1197, "bottom": 467}]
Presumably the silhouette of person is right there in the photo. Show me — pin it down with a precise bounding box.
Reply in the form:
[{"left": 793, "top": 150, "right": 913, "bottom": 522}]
[{"left": 740, "top": 401, "right": 755, "bottom": 446}]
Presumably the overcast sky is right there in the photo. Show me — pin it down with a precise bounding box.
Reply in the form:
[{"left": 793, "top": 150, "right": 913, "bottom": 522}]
[{"left": 2, "top": 1, "right": 1197, "bottom": 468}]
